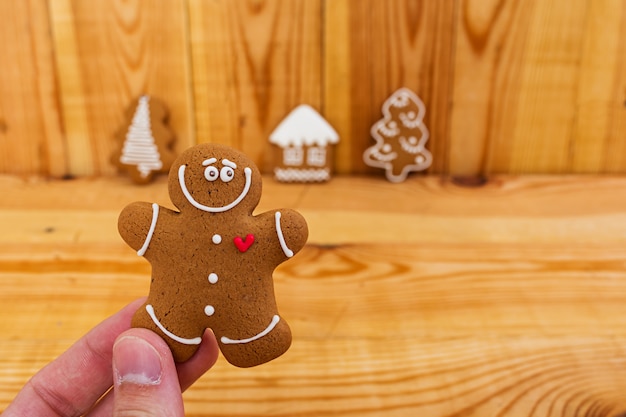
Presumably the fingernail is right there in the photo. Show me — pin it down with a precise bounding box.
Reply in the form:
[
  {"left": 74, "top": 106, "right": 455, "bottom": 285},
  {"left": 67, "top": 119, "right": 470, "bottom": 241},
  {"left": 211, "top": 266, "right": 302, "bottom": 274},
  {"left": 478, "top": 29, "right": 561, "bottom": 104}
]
[{"left": 113, "top": 335, "right": 163, "bottom": 386}]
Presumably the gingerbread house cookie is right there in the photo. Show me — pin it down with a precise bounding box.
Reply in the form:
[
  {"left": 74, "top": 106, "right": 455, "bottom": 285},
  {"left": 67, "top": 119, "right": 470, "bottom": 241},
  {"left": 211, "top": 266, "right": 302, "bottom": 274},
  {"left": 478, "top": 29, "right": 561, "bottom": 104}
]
[
  {"left": 269, "top": 104, "right": 339, "bottom": 182},
  {"left": 111, "top": 95, "right": 176, "bottom": 184},
  {"left": 118, "top": 143, "right": 308, "bottom": 367},
  {"left": 363, "top": 88, "right": 432, "bottom": 182}
]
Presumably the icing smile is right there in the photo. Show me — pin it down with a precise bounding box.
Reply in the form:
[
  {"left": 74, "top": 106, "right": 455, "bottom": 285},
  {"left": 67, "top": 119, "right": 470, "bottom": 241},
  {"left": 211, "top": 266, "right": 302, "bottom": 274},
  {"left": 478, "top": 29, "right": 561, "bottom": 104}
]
[
  {"left": 220, "top": 315, "right": 280, "bottom": 345},
  {"left": 178, "top": 164, "right": 252, "bottom": 212},
  {"left": 146, "top": 304, "right": 280, "bottom": 346},
  {"left": 146, "top": 304, "right": 202, "bottom": 345}
]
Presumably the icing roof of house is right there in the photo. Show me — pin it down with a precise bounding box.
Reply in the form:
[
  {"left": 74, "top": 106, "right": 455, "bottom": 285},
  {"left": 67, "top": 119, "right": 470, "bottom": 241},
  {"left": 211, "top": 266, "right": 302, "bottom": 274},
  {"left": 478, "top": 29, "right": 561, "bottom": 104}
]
[{"left": 269, "top": 104, "right": 339, "bottom": 147}]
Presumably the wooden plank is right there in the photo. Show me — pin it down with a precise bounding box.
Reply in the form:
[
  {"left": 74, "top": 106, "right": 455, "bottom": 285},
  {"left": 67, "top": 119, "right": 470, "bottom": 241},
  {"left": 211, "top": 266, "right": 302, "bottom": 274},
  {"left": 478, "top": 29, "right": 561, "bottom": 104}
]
[
  {"left": 3, "top": 175, "right": 626, "bottom": 415},
  {"left": 323, "top": 0, "right": 352, "bottom": 174},
  {"left": 569, "top": 0, "right": 626, "bottom": 172},
  {"left": 2, "top": 237, "right": 626, "bottom": 413},
  {"left": 598, "top": 0, "right": 626, "bottom": 173},
  {"left": 449, "top": 0, "right": 533, "bottom": 176},
  {"left": 450, "top": 0, "right": 626, "bottom": 176},
  {"left": 49, "top": 0, "right": 193, "bottom": 177},
  {"left": 324, "top": 0, "right": 457, "bottom": 175},
  {"left": 6, "top": 174, "right": 626, "bottom": 245},
  {"left": 507, "top": 1, "right": 591, "bottom": 174},
  {"left": 0, "top": 0, "right": 66, "bottom": 177},
  {"left": 188, "top": 0, "right": 322, "bottom": 172}
]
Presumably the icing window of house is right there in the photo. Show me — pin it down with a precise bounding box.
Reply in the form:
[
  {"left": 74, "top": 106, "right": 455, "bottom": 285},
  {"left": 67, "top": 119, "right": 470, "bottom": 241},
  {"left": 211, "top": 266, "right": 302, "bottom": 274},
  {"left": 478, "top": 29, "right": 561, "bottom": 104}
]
[
  {"left": 306, "top": 146, "right": 326, "bottom": 167},
  {"left": 283, "top": 146, "right": 304, "bottom": 166}
]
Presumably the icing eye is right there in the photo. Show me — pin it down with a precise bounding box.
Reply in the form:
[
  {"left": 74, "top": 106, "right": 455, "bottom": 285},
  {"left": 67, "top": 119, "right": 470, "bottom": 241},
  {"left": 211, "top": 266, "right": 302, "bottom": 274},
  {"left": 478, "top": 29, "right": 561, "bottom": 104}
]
[
  {"left": 204, "top": 166, "right": 219, "bottom": 181},
  {"left": 220, "top": 166, "right": 235, "bottom": 182}
]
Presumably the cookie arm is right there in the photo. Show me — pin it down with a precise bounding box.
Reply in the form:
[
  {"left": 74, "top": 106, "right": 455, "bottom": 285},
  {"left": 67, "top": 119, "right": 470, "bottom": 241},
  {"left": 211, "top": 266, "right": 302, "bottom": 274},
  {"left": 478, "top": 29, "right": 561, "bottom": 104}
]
[
  {"left": 118, "top": 202, "right": 160, "bottom": 256},
  {"left": 273, "top": 209, "right": 308, "bottom": 258}
]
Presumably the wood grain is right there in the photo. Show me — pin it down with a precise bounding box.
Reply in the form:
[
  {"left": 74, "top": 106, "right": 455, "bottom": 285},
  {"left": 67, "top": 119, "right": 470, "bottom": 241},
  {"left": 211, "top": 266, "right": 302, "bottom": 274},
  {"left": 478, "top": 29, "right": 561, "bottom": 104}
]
[
  {"left": 450, "top": 0, "right": 626, "bottom": 176},
  {"left": 49, "top": 0, "right": 193, "bottom": 176},
  {"left": 0, "top": 0, "right": 66, "bottom": 177},
  {"left": 2, "top": 1, "right": 626, "bottom": 177},
  {"left": 188, "top": 0, "right": 322, "bottom": 172},
  {"left": 2, "top": 175, "right": 626, "bottom": 415}
]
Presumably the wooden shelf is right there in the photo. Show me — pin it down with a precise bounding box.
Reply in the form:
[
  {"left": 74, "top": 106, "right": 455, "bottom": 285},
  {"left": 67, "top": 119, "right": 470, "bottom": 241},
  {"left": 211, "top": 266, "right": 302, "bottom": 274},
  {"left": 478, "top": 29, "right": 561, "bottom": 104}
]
[{"left": 2, "top": 174, "right": 626, "bottom": 416}]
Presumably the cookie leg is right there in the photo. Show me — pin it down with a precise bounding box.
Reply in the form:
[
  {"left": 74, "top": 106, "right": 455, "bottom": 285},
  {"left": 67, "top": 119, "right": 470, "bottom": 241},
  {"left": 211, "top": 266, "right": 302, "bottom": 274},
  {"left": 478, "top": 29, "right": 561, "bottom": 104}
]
[
  {"left": 131, "top": 302, "right": 202, "bottom": 362},
  {"left": 217, "top": 316, "right": 292, "bottom": 368}
]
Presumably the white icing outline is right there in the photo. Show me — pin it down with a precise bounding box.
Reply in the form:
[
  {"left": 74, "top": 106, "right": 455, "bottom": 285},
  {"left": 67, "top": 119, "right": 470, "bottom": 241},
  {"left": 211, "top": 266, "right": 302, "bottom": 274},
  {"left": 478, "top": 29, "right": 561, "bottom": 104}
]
[
  {"left": 377, "top": 121, "right": 400, "bottom": 137},
  {"left": 145, "top": 304, "right": 202, "bottom": 345},
  {"left": 178, "top": 165, "right": 252, "bottom": 212},
  {"left": 367, "top": 147, "right": 397, "bottom": 162},
  {"left": 275, "top": 211, "right": 294, "bottom": 258},
  {"left": 220, "top": 315, "right": 280, "bottom": 345},
  {"left": 399, "top": 111, "right": 422, "bottom": 129},
  {"left": 137, "top": 203, "right": 159, "bottom": 256},
  {"left": 399, "top": 136, "right": 424, "bottom": 154}
]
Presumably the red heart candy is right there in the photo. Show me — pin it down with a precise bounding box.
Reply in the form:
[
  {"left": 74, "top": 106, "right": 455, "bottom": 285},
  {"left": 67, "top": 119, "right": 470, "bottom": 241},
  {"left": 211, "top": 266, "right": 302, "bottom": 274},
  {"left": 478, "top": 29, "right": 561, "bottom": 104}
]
[{"left": 234, "top": 234, "right": 255, "bottom": 252}]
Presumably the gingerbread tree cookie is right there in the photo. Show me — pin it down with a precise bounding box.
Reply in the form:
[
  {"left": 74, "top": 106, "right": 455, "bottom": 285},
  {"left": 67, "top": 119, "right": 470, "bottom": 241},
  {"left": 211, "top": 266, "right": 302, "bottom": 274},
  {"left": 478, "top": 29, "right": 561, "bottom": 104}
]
[
  {"left": 363, "top": 88, "right": 432, "bottom": 182},
  {"left": 118, "top": 143, "right": 308, "bottom": 367},
  {"left": 111, "top": 95, "right": 176, "bottom": 184}
]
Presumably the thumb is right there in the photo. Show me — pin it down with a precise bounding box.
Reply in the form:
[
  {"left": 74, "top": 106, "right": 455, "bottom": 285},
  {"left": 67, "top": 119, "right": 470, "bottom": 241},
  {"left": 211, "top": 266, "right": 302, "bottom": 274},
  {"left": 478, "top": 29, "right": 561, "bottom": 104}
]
[{"left": 112, "top": 328, "right": 185, "bottom": 417}]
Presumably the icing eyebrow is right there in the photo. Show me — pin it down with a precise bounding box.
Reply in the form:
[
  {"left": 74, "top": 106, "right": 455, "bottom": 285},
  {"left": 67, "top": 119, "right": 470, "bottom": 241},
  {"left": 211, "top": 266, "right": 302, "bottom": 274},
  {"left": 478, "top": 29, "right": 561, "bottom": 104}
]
[
  {"left": 202, "top": 158, "right": 217, "bottom": 166},
  {"left": 222, "top": 159, "right": 237, "bottom": 169}
]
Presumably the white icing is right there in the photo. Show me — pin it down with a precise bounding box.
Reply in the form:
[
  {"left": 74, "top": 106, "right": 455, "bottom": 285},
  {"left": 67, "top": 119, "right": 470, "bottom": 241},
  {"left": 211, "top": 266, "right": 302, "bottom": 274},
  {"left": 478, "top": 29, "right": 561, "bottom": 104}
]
[
  {"left": 204, "top": 305, "right": 215, "bottom": 316},
  {"left": 220, "top": 166, "right": 235, "bottom": 182},
  {"left": 220, "top": 315, "right": 280, "bottom": 345},
  {"left": 305, "top": 146, "right": 326, "bottom": 167},
  {"left": 202, "top": 158, "right": 217, "bottom": 166},
  {"left": 274, "top": 167, "right": 330, "bottom": 182},
  {"left": 269, "top": 104, "right": 339, "bottom": 147},
  {"left": 145, "top": 304, "right": 202, "bottom": 345},
  {"left": 399, "top": 136, "right": 425, "bottom": 154},
  {"left": 208, "top": 273, "right": 218, "bottom": 284},
  {"left": 204, "top": 165, "right": 219, "bottom": 181},
  {"left": 390, "top": 92, "right": 411, "bottom": 108},
  {"left": 137, "top": 203, "right": 159, "bottom": 256},
  {"left": 275, "top": 211, "right": 294, "bottom": 258},
  {"left": 282, "top": 146, "right": 304, "bottom": 166},
  {"left": 377, "top": 121, "right": 400, "bottom": 137},
  {"left": 119, "top": 96, "right": 163, "bottom": 178},
  {"left": 212, "top": 234, "right": 222, "bottom": 244},
  {"left": 222, "top": 159, "right": 236, "bottom": 169},
  {"left": 366, "top": 147, "right": 397, "bottom": 163},
  {"left": 179, "top": 165, "right": 252, "bottom": 212},
  {"left": 399, "top": 111, "right": 422, "bottom": 129}
]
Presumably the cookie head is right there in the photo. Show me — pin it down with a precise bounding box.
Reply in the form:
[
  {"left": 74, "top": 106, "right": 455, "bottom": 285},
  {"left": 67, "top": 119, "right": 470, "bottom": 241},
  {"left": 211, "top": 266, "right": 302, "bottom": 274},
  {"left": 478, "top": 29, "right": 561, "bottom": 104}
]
[{"left": 168, "top": 143, "right": 262, "bottom": 215}]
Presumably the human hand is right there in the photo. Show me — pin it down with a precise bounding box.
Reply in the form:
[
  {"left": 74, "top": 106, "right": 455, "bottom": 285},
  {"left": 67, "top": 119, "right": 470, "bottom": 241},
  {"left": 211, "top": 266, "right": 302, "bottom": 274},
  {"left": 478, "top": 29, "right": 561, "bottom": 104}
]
[{"left": 3, "top": 298, "right": 219, "bottom": 416}]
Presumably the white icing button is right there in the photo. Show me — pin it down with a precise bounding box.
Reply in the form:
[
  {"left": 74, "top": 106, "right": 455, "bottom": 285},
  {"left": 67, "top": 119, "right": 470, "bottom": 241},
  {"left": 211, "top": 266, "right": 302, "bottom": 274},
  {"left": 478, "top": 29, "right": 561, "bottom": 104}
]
[
  {"left": 212, "top": 234, "right": 222, "bottom": 244},
  {"left": 208, "top": 273, "right": 218, "bottom": 284},
  {"left": 204, "top": 305, "right": 215, "bottom": 316}
]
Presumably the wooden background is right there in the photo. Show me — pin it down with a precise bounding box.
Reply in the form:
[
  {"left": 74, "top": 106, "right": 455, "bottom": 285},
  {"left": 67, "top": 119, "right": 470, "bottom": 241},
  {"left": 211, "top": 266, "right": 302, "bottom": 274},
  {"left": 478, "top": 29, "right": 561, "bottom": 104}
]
[
  {"left": 3, "top": 1, "right": 626, "bottom": 416},
  {"left": 1, "top": 0, "right": 625, "bottom": 178},
  {"left": 3, "top": 175, "right": 626, "bottom": 416}
]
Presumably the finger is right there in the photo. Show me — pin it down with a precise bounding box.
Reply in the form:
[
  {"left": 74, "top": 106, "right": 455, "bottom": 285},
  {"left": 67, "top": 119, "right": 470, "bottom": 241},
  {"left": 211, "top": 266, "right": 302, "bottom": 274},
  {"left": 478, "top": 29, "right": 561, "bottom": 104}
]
[
  {"left": 177, "top": 329, "right": 220, "bottom": 391},
  {"left": 87, "top": 329, "right": 219, "bottom": 416},
  {"left": 3, "top": 298, "right": 145, "bottom": 417},
  {"left": 112, "top": 328, "right": 185, "bottom": 416}
]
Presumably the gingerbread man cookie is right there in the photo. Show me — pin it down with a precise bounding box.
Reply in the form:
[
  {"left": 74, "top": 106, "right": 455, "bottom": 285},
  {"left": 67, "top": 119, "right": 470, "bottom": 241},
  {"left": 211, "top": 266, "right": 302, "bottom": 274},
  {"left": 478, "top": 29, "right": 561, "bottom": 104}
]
[
  {"left": 118, "top": 143, "right": 308, "bottom": 367},
  {"left": 363, "top": 88, "right": 432, "bottom": 182}
]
